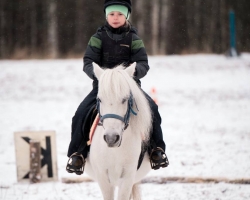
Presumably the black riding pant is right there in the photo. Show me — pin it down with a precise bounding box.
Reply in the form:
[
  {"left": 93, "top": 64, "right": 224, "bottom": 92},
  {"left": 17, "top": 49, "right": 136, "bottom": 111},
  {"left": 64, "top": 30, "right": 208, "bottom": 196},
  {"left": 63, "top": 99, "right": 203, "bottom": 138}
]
[
  {"left": 67, "top": 86, "right": 98, "bottom": 158},
  {"left": 67, "top": 85, "right": 166, "bottom": 158}
]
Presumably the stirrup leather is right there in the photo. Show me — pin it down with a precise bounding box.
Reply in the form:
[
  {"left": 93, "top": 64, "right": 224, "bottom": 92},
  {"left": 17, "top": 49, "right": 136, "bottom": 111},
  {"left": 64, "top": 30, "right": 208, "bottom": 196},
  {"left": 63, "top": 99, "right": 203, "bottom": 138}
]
[
  {"left": 66, "top": 152, "right": 85, "bottom": 175},
  {"left": 150, "top": 147, "right": 169, "bottom": 170}
]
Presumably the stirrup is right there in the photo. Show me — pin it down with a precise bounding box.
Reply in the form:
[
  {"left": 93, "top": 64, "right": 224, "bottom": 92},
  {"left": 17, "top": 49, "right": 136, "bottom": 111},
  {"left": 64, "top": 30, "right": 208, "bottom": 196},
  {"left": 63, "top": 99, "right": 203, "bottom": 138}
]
[
  {"left": 66, "top": 152, "right": 85, "bottom": 175},
  {"left": 150, "top": 147, "right": 169, "bottom": 170}
]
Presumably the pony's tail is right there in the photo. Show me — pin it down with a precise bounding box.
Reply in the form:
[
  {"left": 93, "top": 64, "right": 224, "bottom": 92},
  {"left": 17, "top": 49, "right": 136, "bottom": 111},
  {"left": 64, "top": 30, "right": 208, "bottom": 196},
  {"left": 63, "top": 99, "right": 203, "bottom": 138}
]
[{"left": 130, "top": 183, "right": 141, "bottom": 200}]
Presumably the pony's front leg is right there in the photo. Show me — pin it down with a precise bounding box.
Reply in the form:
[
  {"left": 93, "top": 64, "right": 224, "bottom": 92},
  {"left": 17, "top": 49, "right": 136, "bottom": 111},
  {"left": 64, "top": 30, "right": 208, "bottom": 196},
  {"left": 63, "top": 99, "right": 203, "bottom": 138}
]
[
  {"left": 97, "top": 178, "right": 115, "bottom": 200},
  {"left": 117, "top": 178, "right": 135, "bottom": 200}
]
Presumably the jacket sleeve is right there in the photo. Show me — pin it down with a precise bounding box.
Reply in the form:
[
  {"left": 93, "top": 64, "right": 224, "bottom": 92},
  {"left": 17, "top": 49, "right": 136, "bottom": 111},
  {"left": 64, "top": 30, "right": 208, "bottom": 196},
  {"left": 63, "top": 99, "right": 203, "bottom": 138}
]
[
  {"left": 131, "top": 34, "right": 150, "bottom": 79},
  {"left": 83, "top": 30, "right": 102, "bottom": 80}
]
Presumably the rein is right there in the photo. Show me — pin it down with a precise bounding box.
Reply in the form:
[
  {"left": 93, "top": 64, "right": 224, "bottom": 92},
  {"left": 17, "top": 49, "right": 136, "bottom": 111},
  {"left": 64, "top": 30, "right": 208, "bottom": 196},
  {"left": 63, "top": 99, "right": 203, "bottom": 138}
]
[{"left": 96, "top": 92, "right": 138, "bottom": 131}]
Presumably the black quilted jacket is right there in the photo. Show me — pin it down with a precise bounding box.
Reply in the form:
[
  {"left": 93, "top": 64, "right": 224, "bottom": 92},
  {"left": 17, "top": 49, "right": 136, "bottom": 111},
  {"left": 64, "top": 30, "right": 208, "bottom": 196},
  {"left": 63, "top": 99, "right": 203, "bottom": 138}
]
[{"left": 83, "top": 22, "right": 149, "bottom": 86}]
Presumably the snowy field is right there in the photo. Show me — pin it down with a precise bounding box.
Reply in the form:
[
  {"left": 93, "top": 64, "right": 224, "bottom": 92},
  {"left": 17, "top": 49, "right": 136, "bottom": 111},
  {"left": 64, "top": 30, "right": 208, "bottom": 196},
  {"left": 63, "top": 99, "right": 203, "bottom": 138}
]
[{"left": 0, "top": 54, "right": 250, "bottom": 199}]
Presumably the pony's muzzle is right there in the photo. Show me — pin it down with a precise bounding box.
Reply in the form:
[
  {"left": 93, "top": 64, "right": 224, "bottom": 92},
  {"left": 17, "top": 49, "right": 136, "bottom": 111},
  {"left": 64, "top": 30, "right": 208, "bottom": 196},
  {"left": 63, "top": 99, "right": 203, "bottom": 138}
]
[{"left": 103, "top": 134, "right": 120, "bottom": 147}]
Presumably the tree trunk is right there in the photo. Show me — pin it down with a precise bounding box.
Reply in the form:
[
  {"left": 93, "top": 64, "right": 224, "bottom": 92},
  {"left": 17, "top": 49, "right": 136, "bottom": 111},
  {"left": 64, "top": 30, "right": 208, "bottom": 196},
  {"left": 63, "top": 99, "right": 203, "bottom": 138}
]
[
  {"left": 159, "top": 0, "right": 168, "bottom": 54},
  {"left": 201, "top": 0, "right": 211, "bottom": 52},
  {"left": 75, "top": 0, "right": 85, "bottom": 53},
  {"left": 151, "top": 0, "right": 160, "bottom": 55},
  {"left": 194, "top": 0, "right": 201, "bottom": 52},
  {"left": 30, "top": 0, "right": 37, "bottom": 56},
  {"left": 0, "top": 0, "right": 6, "bottom": 58},
  {"left": 134, "top": 0, "right": 144, "bottom": 36},
  {"left": 47, "top": 0, "right": 58, "bottom": 58}
]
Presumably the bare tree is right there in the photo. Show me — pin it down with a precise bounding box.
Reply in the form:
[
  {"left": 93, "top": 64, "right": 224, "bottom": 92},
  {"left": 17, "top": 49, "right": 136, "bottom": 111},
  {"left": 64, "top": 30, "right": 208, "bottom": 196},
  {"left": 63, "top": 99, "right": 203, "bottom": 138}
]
[
  {"left": 134, "top": 0, "right": 144, "bottom": 35},
  {"left": 47, "top": 0, "right": 58, "bottom": 58},
  {"left": 159, "top": 0, "right": 168, "bottom": 54},
  {"left": 151, "top": 0, "right": 160, "bottom": 55},
  {"left": 220, "top": 0, "right": 228, "bottom": 52},
  {"left": 75, "top": 0, "right": 85, "bottom": 53},
  {"left": 30, "top": 0, "right": 37, "bottom": 56},
  {"left": 0, "top": 0, "right": 6, "bottom": 57}
]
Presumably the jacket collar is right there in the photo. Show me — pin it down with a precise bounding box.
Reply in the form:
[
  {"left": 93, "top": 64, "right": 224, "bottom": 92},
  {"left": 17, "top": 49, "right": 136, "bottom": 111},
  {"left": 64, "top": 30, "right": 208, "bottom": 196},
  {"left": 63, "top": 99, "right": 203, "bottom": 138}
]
[{"left": 104, "top": 21, "right": 131, "bottom": 34}]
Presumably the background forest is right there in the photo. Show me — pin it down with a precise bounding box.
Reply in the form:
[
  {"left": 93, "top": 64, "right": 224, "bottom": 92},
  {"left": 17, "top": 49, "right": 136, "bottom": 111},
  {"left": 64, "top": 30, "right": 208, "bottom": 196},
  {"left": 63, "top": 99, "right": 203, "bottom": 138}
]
[{"left": 0, "top": 0, "right": 250, "bottom": 59}]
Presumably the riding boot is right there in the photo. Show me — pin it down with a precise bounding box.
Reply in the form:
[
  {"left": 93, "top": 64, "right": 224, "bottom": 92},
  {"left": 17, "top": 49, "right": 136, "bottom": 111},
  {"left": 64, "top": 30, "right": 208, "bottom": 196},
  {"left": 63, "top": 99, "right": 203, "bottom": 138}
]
[
  {"left": 66, "top": 153, "right": 85, "bottom": 175},
  {"left": 150, "top": 147, "right": 169, "bottom": 170}
]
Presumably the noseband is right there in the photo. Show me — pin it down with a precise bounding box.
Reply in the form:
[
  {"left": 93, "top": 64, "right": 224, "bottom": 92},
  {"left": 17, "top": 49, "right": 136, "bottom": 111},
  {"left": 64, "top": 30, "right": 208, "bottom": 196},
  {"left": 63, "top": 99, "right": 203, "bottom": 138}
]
[{"left": 96, "top": 92, "right": 138, "bottom": 131}]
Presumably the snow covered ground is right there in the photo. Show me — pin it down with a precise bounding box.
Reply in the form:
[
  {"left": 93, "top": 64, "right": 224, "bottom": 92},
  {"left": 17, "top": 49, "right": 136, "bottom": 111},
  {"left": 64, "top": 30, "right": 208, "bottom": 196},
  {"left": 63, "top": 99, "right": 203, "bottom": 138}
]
[{"left": 0, "top": 54, "right": 250, "bottom": 199}]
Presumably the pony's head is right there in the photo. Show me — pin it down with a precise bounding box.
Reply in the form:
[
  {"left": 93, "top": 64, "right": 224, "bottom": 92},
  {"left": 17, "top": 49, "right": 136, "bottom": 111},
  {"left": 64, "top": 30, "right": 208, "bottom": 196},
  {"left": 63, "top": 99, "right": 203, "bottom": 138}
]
[{"left": 93, "top": 62, "right": 152, "bottom": 148}]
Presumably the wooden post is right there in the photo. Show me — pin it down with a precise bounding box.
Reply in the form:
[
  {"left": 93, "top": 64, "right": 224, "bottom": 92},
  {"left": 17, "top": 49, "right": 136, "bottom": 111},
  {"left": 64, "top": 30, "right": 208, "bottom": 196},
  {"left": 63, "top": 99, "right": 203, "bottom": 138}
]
[
  {"left": 29, "top": 140, "right": 41, "bottom": 183},
  {"left": 228, "top": 10, "right": 238, "bottom": 57}
]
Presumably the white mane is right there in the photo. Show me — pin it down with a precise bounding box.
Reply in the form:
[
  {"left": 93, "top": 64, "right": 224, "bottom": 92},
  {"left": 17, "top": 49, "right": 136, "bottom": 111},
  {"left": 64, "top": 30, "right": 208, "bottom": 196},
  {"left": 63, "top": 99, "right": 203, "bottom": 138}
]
[{"left": 98, "top": 65, "right": 152, "bottom": 143}]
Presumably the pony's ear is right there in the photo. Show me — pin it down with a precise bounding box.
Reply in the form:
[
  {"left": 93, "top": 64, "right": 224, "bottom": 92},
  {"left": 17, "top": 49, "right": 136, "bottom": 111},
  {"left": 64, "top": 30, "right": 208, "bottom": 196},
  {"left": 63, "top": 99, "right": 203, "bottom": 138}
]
[
  {"left": 93, "top": 62, "right": 104, "bottom": 80},
  {"left": 125, "top": 62, "right": 136, "bottom": 77}
]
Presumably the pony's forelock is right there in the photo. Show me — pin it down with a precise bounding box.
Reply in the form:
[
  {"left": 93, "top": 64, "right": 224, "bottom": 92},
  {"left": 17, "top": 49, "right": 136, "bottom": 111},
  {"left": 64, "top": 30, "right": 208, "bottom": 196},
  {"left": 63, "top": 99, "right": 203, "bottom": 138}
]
[{"left": 98, "top": 65, "right": 152, "bottom": 143}]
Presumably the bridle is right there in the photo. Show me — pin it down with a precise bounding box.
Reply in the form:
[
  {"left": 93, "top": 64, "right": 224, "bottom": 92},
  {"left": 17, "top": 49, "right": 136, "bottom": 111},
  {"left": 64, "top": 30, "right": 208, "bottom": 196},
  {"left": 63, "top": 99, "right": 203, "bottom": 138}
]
[{"left": 96, "top": 92, "right": 138, "bottom": 131}]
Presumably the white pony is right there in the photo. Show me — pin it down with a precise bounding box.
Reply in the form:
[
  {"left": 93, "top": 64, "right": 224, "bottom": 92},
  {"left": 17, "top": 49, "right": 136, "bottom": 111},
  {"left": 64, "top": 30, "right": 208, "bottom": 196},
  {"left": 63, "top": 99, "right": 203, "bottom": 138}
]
[{"left": 85, "top": 63, "right": 152, "bottom": 200}]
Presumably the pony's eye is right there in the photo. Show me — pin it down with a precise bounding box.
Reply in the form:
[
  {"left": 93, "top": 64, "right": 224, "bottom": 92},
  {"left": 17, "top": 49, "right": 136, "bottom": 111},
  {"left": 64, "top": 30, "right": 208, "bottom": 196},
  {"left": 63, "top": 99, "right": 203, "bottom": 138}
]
[
  {"left": 97, "top": 98, "right": 101, "bottom": 103},
  {"left": 122, "top": 98, "right": 127, "bottom": 104}
]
